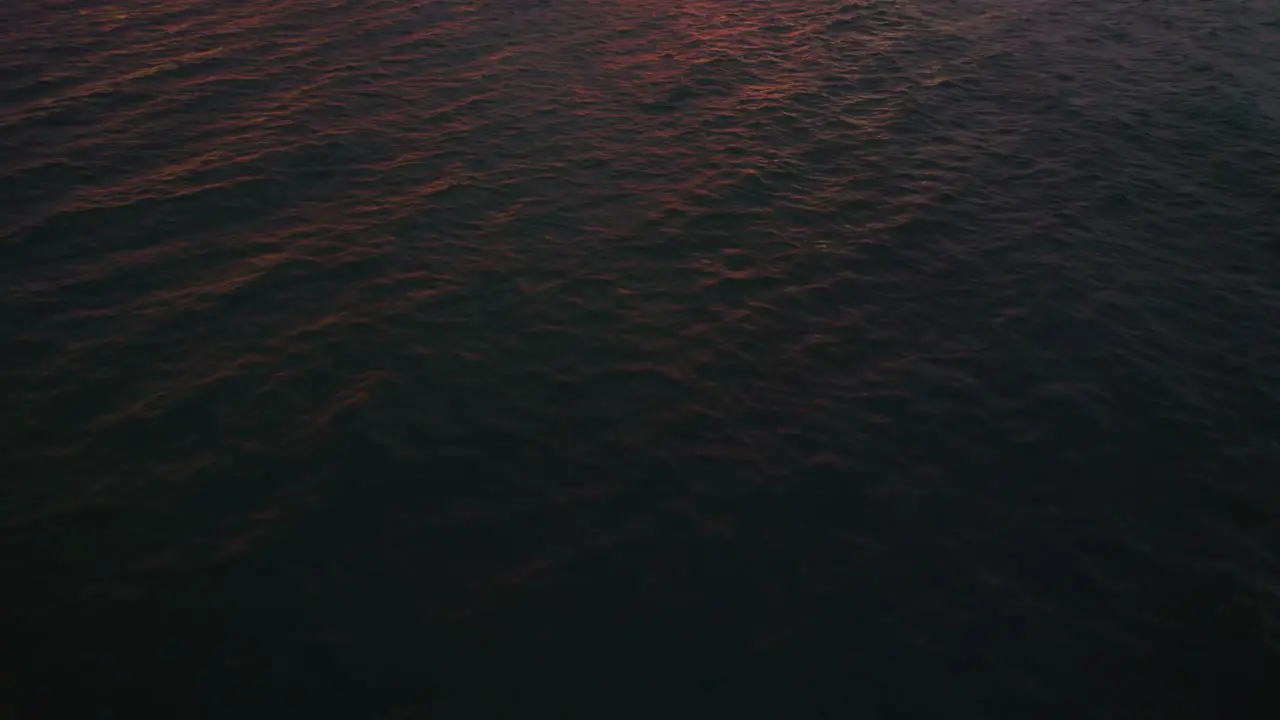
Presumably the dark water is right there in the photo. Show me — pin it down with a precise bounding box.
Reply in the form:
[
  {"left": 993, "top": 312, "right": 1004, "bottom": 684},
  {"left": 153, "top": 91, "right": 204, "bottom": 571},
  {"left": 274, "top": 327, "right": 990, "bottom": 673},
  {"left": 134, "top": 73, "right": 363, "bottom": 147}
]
[{"left": 3, "top": 0, "right": 1280, "bottom": 716}]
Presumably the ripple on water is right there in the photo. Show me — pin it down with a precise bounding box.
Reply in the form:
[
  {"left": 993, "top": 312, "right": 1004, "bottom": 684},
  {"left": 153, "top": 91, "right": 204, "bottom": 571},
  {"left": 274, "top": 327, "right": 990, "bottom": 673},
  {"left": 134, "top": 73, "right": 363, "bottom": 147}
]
[{"left": 2, "top": 0, "right": 1280, "bottom": 716}]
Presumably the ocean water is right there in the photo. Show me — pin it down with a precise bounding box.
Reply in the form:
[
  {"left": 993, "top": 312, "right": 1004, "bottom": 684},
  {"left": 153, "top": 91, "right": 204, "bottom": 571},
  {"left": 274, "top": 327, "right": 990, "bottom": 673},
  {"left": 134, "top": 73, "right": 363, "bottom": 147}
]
[{"left": 3, "top": 0, "right": 1280, "bottom": 716}]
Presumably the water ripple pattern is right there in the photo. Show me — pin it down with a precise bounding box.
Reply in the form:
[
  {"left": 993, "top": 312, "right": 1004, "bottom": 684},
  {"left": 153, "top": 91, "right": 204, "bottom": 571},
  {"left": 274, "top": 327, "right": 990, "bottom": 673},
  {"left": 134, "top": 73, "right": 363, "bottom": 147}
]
[{"left": 3, "top": 1, "right": 1280, "bottom": 716}]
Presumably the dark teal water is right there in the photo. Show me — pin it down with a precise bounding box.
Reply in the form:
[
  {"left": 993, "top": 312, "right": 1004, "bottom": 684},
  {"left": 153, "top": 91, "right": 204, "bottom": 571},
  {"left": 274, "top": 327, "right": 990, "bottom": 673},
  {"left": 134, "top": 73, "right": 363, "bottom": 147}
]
[{"left": 3, "top": 1, "right": 1280, "bottom": 716}]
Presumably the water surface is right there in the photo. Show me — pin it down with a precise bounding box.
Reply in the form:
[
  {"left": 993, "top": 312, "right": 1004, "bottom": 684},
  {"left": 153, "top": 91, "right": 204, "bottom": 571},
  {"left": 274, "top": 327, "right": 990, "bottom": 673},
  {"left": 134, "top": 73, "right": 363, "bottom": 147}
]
[{"left": 3, "top": 1, "right": 1280, "bottom": 716}]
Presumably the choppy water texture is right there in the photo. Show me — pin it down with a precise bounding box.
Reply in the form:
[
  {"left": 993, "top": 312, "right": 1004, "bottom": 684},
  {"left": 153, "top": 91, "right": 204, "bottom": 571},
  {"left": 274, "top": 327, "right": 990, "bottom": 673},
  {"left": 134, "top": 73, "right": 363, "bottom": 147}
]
[{"left": 4, "top": 0, "right": 1280, "bottom": 716}]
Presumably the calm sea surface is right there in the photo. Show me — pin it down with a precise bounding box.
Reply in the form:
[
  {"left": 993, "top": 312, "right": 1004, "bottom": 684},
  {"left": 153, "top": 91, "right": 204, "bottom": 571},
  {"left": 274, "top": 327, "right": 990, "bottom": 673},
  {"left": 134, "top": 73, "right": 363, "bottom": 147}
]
[{"left": 3, "top": 1, "right": 1280, "bottom": 716}]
